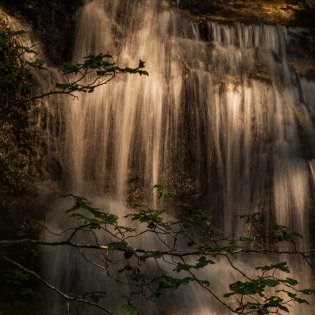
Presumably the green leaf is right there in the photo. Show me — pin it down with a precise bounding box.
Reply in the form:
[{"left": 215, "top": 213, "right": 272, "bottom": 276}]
[
  {"left": 263, "top": 278, "right": 279, "bottom": 287},
  {"left": 131, "top": 270, "right": 148, "bottom": 282},
  {"left": 108, "top": 241, "right": 130, "bottom": 252},
  {"left": 286, "top": 292, "right": 308, "bottom": 304},
  {"left": 195, "top": 256, "right": 215, "bottom": 269},
  {"left": 64, "top": 195, "right": 118, "bottom": 225},
  {"left": 155, "top": 275, "right": 193, "bottom": 295},
  {"left": 61, "top": 63, "right": 80, "bottom": 74},
  {"left": 228, "top": 280, "right": 263, "bottom": 295},
  {"left": 197, "top": 243, "right": 236, "bottom": 257},
  {"left": 300, "top": 288, "right": 315, "bottom": 295},
  {"left": 200, "top": 279, "right": 210, "bottom": 287},
  {"left": 122, "top": 303, "right": 138, "bottom": 315},
  {"left": 124, "top": 251, "right": 133, "bottom": 259},
  {"left": 175, "top": 263, "right": 193, "bottom": 272},
  {"left": 238, "top": 212, "right": 262, "bottom": 225},
  {"left": 26, "top": 59, "right": 46, "bottom": 69},
  {"left": 227, "top": 277, "right": 281, "bottom": 296},
  {"left": 269, "top": 225, "right": 302, "bottom": 243},
  {"left": 139, "top": 251, "right": 162, "bottom": 261},
  {"left": 223, "top": 292, "right": 234, "bottom": 298},
  {"left": 138, "top": 60, "right": 145, "bottom": 69},
  {"left": 257, "top": 309, "right": 268, "bottom": 315},
  {"left": 153, "top": 184, "right": 174, "bottom": 198},
  {"left": 282, "top": 277, "right": 298, "bottom": 286},
  {"left": 127, "top": 203, "right": 170, "bottom": 230},
  {"left": 255, "top": 262, "right": 290, "bottom": 273},
  {"left": 56, "top": 83, "right": 73, "bottom": 90}
]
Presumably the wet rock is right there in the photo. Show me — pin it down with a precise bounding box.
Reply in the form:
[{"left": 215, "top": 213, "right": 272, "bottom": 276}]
[
  {"left": 1, "top": 0, "right": 83, "bottom": 65},
  {"left": 287, "top": 29, "right": 315, "bottom": 77},
  {"left": 306, "top": 70, "right": 315, "bottom": 80},
  {"left": 173, "top": 0, "right": 315, "bottom": 28},
  {"left": 172, "top": 0, "right": 215, "bottom": 14},
  {"left": 199, "top": 21, "right": 212, "bottom": 41}
]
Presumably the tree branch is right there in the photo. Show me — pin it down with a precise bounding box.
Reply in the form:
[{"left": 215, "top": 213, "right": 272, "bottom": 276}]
[
  {"left": 1, "top": 239, "right": 315, "bottom": 259},
  {"left": 0, "top": 254, "right": 114, "bottom": 315}
]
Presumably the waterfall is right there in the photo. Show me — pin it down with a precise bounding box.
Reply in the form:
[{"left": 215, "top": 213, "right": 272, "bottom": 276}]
[{"left": 15, "top": 0, "right": 314, "bottom": 314}]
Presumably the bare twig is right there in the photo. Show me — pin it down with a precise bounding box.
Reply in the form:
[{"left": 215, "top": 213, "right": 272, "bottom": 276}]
[{"left": 0, "top": 254, "right": 114, "bottom": 315}]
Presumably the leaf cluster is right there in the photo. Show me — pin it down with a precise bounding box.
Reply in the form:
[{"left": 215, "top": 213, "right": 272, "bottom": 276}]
[
  {"left": 225, "top": 261, "right": 314, "bottom": 314},
  {"left": 56, "top": 54, "right": 148, "bottom": 94},
  {"left": 50, "top": 189, "right": 315, "bottom": 315}
]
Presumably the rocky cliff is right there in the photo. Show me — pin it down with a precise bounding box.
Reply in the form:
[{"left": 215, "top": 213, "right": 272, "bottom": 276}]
[
  {"left": 1, "top": 0, "right": 83, "bottom": 64},
  {"left": 1, "top": 0, "right": 315, "bottom": 66}
]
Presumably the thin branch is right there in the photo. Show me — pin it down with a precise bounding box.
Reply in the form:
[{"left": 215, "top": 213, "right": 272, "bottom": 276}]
[
  {"left": 187, "top": 268, "right": 237, "bottom": 314},
  {"left": 1, "top": 239, "right": 315, "bottom": 260},
  {"left": 0, "top": 254, "right": 114, "bottom": 315},
  {"left": 12, "top": 90, "right": 78, "bottom": 106},
  {"left": 65, "top": 224, "right": 92, "bottom": 242}
]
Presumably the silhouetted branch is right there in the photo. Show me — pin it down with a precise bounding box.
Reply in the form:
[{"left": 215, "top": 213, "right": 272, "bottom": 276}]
[{"left": 0, "top": 254, "right": 114, "bottom": 315}]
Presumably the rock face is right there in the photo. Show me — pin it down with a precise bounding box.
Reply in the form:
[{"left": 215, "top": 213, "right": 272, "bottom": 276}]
[
  {"left": 287, "top": 29, "right": 315, "bottom": 79},
  {"left": 173, "top": 0, "right": 315, "bottom": 27},
  {"left": 1, "top": 0, "right": 83, "bottom": 64},
  {"left": 2, "top": 0, "right": 315, "bottom": 65},
  {"left": 172, "top": 0, "right": 315, "bottom": 80}
]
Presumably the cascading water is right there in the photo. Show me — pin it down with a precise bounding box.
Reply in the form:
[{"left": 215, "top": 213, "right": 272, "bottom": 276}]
[{"left": 16, "top": 0, "right": 315, "bottom": 314}]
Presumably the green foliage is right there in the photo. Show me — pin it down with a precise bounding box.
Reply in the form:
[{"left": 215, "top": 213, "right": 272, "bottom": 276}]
[
  {"left": 153, "top": 183, "right": 174, "bottom": 198},
  {"left": 238, "top": 212, "right": 262, "bottom": 225},
  {"left": 56, "top": 54, "right": 148, "bottom": 94},
  {"left": 122, "top": 303, "right": 138, "bottom": 315},
  {"left": 269, "top": 225, "right": 302, "bottom": 243},
  {"left": 197, "top": 242, "right": 237, "bottom": 257},
  {"left": 255, "top": 262, "right": 290, "bottom": 273},
  {"left": 139, "top": 251, "right": 162, "bottom": 261},
  {"left": 0, "top": 15, "right": 149, "bottom": 111},
  {"left": 44, "top": 191, "right": 313, "bottom": 315},
  {"left": 237, "top": 212, "right": 302, "bottom": 245},
  {"left": 178, "top": 202, "right": 220, "bottom": 235},
  {"left": 158, "top": 274, "right": 192, "bottom": 290},
  {"left": 65, "top": 195, "right": 118, "bottom": 229},
  {"left": 126, "top": 202, "right": 171, "bottom": 230},
  {"left": 174, "top": 256, "right": 215, "bottom": 273},
  {"left": 223, "top": 261, "right": 314, "bottom": 314},
  {"left": 122, "top": 298, "right": 139, "bottom": 315}
]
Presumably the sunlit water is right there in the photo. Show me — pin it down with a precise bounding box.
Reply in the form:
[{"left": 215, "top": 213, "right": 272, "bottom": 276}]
[{"left": 4, "top": 0, "right": 315, "bottom": 314}]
